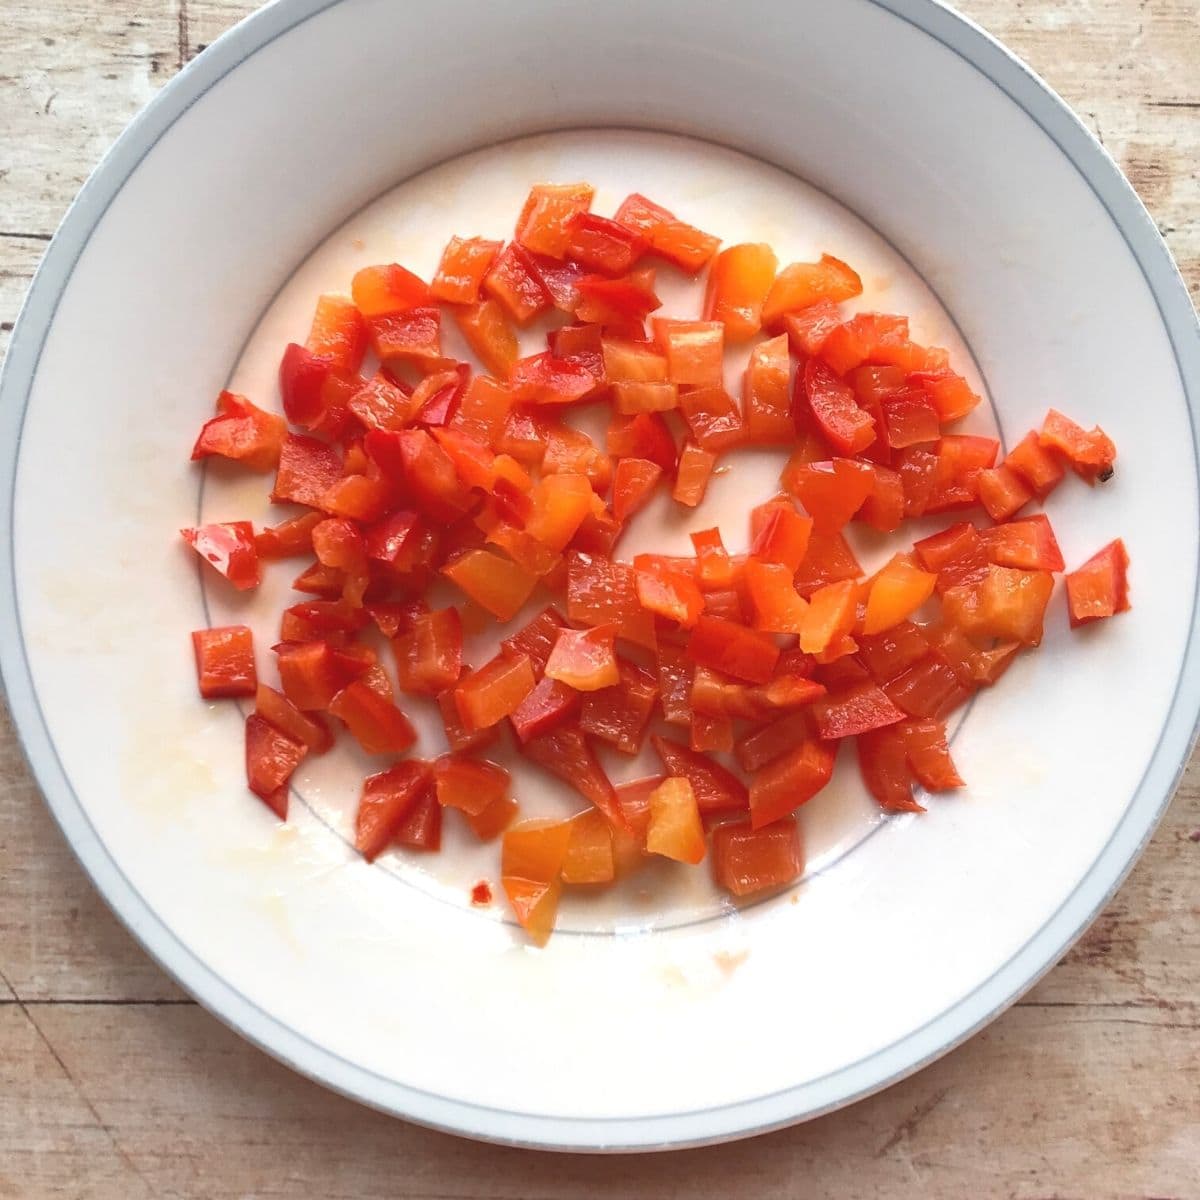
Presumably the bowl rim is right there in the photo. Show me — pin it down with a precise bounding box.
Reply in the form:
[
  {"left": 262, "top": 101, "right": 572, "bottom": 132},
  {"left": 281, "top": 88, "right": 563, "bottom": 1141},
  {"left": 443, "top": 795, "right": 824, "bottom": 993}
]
[{"left": 2, "top": 0, "right": 1198, "bottom": 1153}]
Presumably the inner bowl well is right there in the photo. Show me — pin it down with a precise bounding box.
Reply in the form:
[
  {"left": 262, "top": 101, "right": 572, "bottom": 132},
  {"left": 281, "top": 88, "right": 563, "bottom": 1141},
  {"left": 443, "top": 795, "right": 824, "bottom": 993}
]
[{"left": 3, "top": 0, "right": 1196, "bottom": 1151}]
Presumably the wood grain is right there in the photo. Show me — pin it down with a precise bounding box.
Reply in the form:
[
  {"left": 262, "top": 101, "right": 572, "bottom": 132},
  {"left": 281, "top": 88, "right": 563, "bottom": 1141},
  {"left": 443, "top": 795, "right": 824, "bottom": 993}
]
[{"left": 1, "top": 1, "right": 1197, "bottom": 1195}]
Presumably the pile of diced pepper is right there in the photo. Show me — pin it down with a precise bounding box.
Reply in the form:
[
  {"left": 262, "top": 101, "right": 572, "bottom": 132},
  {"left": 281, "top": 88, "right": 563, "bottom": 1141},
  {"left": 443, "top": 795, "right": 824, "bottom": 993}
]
[{"left": 185, "top": 181, "right": 1130, "bottom": 944}]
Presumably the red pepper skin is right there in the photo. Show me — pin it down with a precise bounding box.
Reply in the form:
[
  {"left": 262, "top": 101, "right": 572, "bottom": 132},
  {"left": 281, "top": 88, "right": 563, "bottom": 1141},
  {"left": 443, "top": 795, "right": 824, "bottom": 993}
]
[
  {"left": 181, "top": 522, "right": 260, "bottom": 590},
  {"left": 355, "top": 761, "right": 435, "bottom": 862},
  {"left": 686, "top": 616, "right": 780, "bottom": 685},
  {"left": 192, "top": 391, "right": 286, "bottom": 471},
  {"left": 520, "top": 723, "right": 625, "bottom": 830},
  {"left": 1066, "top": 539, "right": 1131, "bottom": 627},
  {"left": 192, "top": 626, "right": 256, "bottom": 698},
  {"left": 748, "top": 739, "right": 836, "bottom": 829},
  {"left": 245, "top": 714, "right": 307, "bottom": 817}
]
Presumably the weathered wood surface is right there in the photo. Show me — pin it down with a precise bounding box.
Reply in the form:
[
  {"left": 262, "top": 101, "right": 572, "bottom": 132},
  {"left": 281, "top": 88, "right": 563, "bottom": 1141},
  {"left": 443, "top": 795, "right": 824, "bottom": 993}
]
[{"left": 1, "top": 1, "right": 1197, "bottom": 1195}]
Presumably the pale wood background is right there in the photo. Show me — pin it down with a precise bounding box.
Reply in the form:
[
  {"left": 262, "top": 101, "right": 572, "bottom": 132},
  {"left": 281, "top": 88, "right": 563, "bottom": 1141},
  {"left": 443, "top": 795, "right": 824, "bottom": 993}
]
[{"left": 2, "top": 2, "right": 1198, "bottom": 1196}]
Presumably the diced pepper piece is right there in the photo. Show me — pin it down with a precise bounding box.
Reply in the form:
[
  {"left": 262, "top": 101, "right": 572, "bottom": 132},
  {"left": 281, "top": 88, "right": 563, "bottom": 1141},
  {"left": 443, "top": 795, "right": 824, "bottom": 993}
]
[
  {"left": 181, "top": 521, "right": 260, "bottom": 591},
  {"left": 328, "top": 680, "right": 416, "bottom": 754},
  {"left": 192, "top": 626, "right": 256, "bottom": 698},
  {"left": 484, "top": 243, "right": 553, "bottom": 324},
  {"left": 612, "top": 381, "right": 678, "bottom": 414},
  {"left": 1066, "top": 539, "right": 1131, "bottom": 628},
  {"left": 977, "top": 464, "right": 1034, "bottom": 522},
  {"left": 392, "top": 787, "right": 442, "bottom": 851},
  {"left": 305, "top": 294, "right": 368, "bottom": 372},
  {"left": 734, "top": 711, "right": 813, "bottom": 773},
  {"left": 501, "top": 817, "right": 574, "bottom": 944},
  {"left": 564, "top": 212, "right": 645, "bottom": 275},
  {"left": 545, "top": 624, "right": 620, "bottom": 691},
  {"left": 433, "top": 756, "right": 510, "bottom": 817},
  {"left": 798, "top": 360, "right": 875, "bottom": 457},
  {"left": 654, "top": 319, "right": 724, "bottom": 388},
  {"left": 679, "top": 386, "right": 745, "bottom": 453},
  {"left": 366, "top": 308, "right": 441, "bottom": 363},
  {"left": 356, "top": 761, "right": 434, "bottom": 862},
  {"left": 782, "top": 299, "right": 842, "bottom": 357},
  {"left": 743, "top": 559, "right": 809, "bottom": 635},
  {"left": 192, "top": 391, "right": 287, "bottom": 472},
  {"left": 913, "top": 521, "right": 990, "bottom": 593},
  {"left": 926, "top": 435, "right": 1000, "bottom": 513},
  {"left": 515, "top": 182, "right": 595, "bottom": 257},
  {"left": 561, "top": 809, "right": 616, "bottom": 884},
  {"left": 351, "top": 263, "right": 430, "bottom": 317},
  {"left": 748, "top": 739, "right": 836, "bottom": 829},
  {"left": 857, "top": 621, "right": 930, "bottom": 683},
  {"left": 612, "top": 458, "right": 663, "bottom": 524},
  {"left": 896, "top": 445, "right": 939, "bottom": 518},
  {"left": 862, "top": 555, "right": 937, "bottom": 635},
  {"left": 278, "top": 344, "right": 335, "bottom": 428},
  {"left": 274, "top": 640, "right": 365, "bottom": 711},
  {"left": 254, "top": 684, "right": 331, "bottom": 754},
  {"left": 672, "top": 443, "right": 717, "bottom": 507},
  {"left": 909, "top": 368, "right": 982, "bottom": 423},
  {"left": 271, "top": 433, "right": 343, "bottom": 508},
  {"left": 442, "top": 549, "right": 538, "bottom": 621},
  {"left": 566, "top": 551, "right": 657, "bottom": 649},
  {"left": 645, "top": 777, "right": 705, "bottom": 864},
  {"left": 943, "top": 566, "right": 1055, "bottom": 646},
  {"left": 742, "top": 333, "right": 792, "bottom": 445},
  {"left": 255, "top": 511, "right": 323, "bottom": 560},
  {"left": 799, "top": 579, "right": 858, "bottom": 654},
  {"left": 500, "top": 606, "right": 568, "bottom": 673},
  {"left": 651, "top": 735, "right": 749, "bottom": 816},
  {"left": 691, "top": 712, "right": 734, "bottom": 753},
  {"left": 455, "top": 651, "right": 536, "bottom": 731},
  {"left": 431, "top": 236, "right": 504, "bottom": 305},
  {"left": 687, "top": 615, "right": 780, "bottom": 684},
  {"left": 437, "top": 687, "right": 499, "bottom": 754},
  {"left": 509, "top": 675, "right": 581, "bottom": 742},
  {"left": 524, "top": 473, "right": 594, "bottom": 553},
  {"left": 782, "top": 456, "right": 874, "bottom": 535},
  {"left": 704, "top": 243, "right": 778, "bottom": 342},
  {"left": 761, "top": 254, "right": 862, "bottom": 329},
  {"left": 635, "top": 562, "right": 704, "bottom": 628},
  {"left": 858, "top": 719, "right": 962, "bottom": 813},
  {"left": 1005, "top": 430, "right": 1066, "bottom": 498},
  {"left": 981, "top": 514, "right": 1065, "bottom": 572},
  {"left": 1039, "top": 409, "right": 1117, "bottom": 483},
  {"left": 794, "top": 531, "right": 862, "bottom": 598},
  {"left": 883, "top": 654, "right": 968, "bottom": 719},
  {"left": 602, "top": 336, "right": 668, "bottom": 383},
  {"left": 452, "top": 299, "right": 519, "bottom": 379},
  {"left": 466, "top": 794, "right": 518, "bottom": 841},
  {"left": 575, "top": 271, "right": 662, "bottom": 336},
  {"left": 579, "top": 658, "right": 658, "bottom": 754},
  {"left": 244, "top": 713, "right": 306, "bottom": 816},
  {"left": 391, "top": 607, "right": 462, "bottom": 696},
  {"left": 712, "top": 819, "right": 804, "bottom": 897},
  {"left": 612, "top": 193, "right": 720, "bottom": 274},
  {"left": 811, "top": 680, "right": 906, "bottom": 739},
  {"left": 510, "top": 353, "right": 597, "bottom": 406},
  {"left": 521, "top": 723, "right": 623, "bottom": 828},
  {"left": 606, "top": 411, "right": 677, "bottom": 475}
]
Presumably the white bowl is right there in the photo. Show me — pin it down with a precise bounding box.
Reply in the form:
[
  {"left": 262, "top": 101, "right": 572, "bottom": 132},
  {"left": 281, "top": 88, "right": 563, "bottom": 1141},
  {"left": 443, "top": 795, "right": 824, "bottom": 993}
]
[{"left": 2, "top": 0, "right": 1197, "bottom": 1152}]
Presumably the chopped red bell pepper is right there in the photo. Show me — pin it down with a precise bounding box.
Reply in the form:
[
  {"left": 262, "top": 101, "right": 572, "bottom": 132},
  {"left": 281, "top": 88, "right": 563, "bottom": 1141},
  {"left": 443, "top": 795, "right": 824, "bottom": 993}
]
[
  {"left": 1005, "top": 430, "right": 1066, "bottom": 498},
  {"left": 510, "top": 353, "right": 598, "bottom": 406},
  {"left": 328, "top": 679, "right": 416, "bottom": 754},
  {"left": 645, "top": 777, "right": 706, "bottom": 864},
  {"left": 192, "top": 626, "right": 256, "bottom": 698},
  {"left": 515, "top": 182, "right": 595, "bottom": 257},
  {"left": 1066, "top": 539, "right": 1130, "bottom": 627},
  {"left": 192, "top": 391, "right": 287, "bottom": 472},
  {"left": 564, "top": 212, "right": 646, "bottom": 275},
  {"left": 431, "top": 236, "right": 503, "bottom": 305},
  {"left": 981, "top": 514, "right": 1065, "bottom": 572},
  {"left": 455, "top": 651, "right": 536, "bottom": 731},
  {"left": 442, "top": 549, "right": 538, "bottom": 621},
  {"left": 544, "top": 624, "right": 621, "bottom": 691},
  {"left": 761, "top": 253, "right": 862, "bottom": 330},
  {"left": 182, "top": 521, "right": 260, "bottom": 590},
  {"left": 613, "top": 193, "right": 720, "bottom": 274},
  {"left": 245, "top": 714, "right": 306, "bottom": 817},
  {"left": 687, "top": 615, "right": 780, "bottom": 684},
  {"left": 578, "top": 658, "right": 658, "bottom": 754},
  {"left": 254, "top": 684, "right": 331, "bottom": 754},
  {"left": 521, "top": 722, "right": 624, "bottom": 828},
  {"left": 355, "top": 760, "right": 434, "bottom": 862},
  {"left": 652, "top": 734, "right": 749, "bottom": 816},
  {"left": 704, "top": 243, "right": 778, "bottom": 342},
  {"left": 654, "top": 319, "right": 724, "bottom": 388},
  {"left": 1039, "top": 409, "right": 1117, "bottom": 484},
  {"left": 712, "top": 819, "right": 804, "bottom": 896},
  {"left": 798, "top": 359, "right": 876, "bottom": 457},
  {"left": 271, "top": 433, "right": 343, "bottom": 508},
  {"left": 748, "top": 739, "right": 836, "bottom": 828},
  {"left": 509, "top": 675, "right": 581, "bottom": 743},
  {"left": 672, "top": 442, "right": 717, "bottom": 507},
  {"left": 810, "top": 680, "right": 906, "bottom": 739},
  {"left": 392, "top": 607, "right": 462, "bottom": 696}
]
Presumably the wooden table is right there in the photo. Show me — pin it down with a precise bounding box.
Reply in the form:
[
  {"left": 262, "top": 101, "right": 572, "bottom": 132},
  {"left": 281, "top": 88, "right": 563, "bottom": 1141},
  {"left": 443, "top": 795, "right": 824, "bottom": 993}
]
[{"left": 2, "top": 2, "right": 1197, "bottom": 1194}]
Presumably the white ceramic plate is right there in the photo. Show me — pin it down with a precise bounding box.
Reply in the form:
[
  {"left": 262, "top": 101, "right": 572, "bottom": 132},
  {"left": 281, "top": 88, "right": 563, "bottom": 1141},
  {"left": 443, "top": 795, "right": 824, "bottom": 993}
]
[{"left": 2, "top": 0, "right": 1197, "bottom": 1152}]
